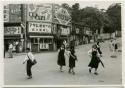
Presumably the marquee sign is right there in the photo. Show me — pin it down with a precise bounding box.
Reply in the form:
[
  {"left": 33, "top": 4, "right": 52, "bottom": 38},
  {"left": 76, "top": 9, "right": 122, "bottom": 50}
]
[
  {"left": 28, "top": 22, "right": 52, "bottom": 33},
  {"left": 4, "top": 26, "right": 21, "bottom": 35},
  {"left": 27, "top": 4, "right": 52, "bottom": 22},
  {"left": 54, "top": 4, "right": 71, "bottom": 25}
]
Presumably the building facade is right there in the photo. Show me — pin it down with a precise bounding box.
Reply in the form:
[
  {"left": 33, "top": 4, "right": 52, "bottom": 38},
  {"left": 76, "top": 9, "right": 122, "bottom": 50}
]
[
  {"left": 4, "top": 4, "right": 24, "bottom": 52},
  {"left": 4, "top": 4, "right": 71, "bottom": 52}
]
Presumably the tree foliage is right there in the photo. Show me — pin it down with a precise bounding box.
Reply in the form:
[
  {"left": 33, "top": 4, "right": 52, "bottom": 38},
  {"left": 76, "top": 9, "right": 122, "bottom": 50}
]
[{"left": 106, "top": 3, "right": 121, "bottom": 32}]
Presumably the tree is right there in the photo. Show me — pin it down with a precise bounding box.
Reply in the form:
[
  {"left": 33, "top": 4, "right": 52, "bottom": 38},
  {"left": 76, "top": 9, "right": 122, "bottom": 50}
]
[
  {"left": 106, "top": 3, "right": 121, "bottom": 32},
  {"left": 81, "top": 7, "right": 104, "bottom": 34},
  {"left": 71, "top": 3, "right": 80, "bottom": 22}
]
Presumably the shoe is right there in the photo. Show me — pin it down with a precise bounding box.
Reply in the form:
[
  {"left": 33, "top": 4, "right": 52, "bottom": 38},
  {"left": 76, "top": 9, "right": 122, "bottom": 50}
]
[
  {"left": 27, "top": 76, "right": 32, "bottom": 79},
  {"left": 94, "top": 72, "right": 98, "bottom": 75},
  {"left": 72, "top": 71, "right": 75, "bottom": 75},
  {"left": 68, "top": 69, "right": 71, "bottom": 73},
  {"left": 60, "top": 70, "right": 64, "bottom": 72},
  {"left": 89, "top": 68, "right": 91, "bottom": 73}
]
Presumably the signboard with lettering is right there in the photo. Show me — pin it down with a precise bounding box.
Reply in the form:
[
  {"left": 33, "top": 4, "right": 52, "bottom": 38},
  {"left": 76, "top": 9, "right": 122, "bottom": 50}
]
[
  {"left": 4, "top": 5, "right": 9, "bottom": 22},
  {"left": 28, "top": 22, "right": 52, "bottom": 33},
  {"left": 4, "top": 26, "right": 21, "bottom": 35},
  {"left": 61, "top": 26, "right": 70, "bottom": 35},
  {"left": 40, "top": 43, "right": 49, "bottom": 49},
  {"left": 9, "top": 4, "right": 21, "bottom": 22},
  {"left": 54, "top": 4, "right": 71, "bottom": 25},
  {"left": 27, "top": 4, "right": 52, "bottom": 22}
]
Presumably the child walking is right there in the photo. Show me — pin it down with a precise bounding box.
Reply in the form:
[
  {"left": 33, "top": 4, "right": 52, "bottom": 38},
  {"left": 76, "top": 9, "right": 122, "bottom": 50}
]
[
  {"left": 68, "top": 47, "right": 77, "bottom": 75},
  {"left": 88, "top": 44, "right": 102, "bottom": 75}
]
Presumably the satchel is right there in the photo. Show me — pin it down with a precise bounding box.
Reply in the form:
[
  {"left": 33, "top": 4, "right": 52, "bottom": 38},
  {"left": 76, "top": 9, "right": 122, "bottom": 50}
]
[
  {"left": 27, "top": 54, "right": 37, "bottom": 65},
  {"left": 32, "top": 59, "right": 37, "bottom": 65}
]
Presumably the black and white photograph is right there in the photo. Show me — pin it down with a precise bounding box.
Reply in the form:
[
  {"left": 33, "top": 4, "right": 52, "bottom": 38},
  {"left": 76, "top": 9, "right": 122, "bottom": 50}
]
[{"left": 3, "top": 1, "right": 122, "bottom": 85}]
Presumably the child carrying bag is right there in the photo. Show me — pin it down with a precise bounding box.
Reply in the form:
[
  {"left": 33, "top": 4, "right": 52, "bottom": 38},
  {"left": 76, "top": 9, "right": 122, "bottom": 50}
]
[{"left": 27, "top": 54, "right": 37, "bottom": 65}]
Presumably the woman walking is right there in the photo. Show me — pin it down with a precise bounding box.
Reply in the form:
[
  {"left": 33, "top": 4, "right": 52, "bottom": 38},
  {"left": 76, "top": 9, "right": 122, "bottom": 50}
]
[
  {"left": 57, "top": 45, "right": 66, "bottom": 72},
  {"left": 68, "top": 47, "right": 77, "bottom": 75},
  {"left": 88, "top": 44, "right": 101, "bottom": 75},
  {"left": 23, "top": 48, "right": 35, "bottom": 79}
]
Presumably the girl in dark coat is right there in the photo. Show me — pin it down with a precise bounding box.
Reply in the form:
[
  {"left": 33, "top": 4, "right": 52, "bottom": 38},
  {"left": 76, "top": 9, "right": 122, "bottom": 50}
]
[
  {"left": 68, "top": 47, "right": 77, "bottom": 75},
  {"left": 57, "top": 45, "right": 66, "bottom": 72},
  {"left": 96, "top": 42, "right": 102, "bottom": 56},
  {"left": 88, "top": 44, "right": 101, "bottom": 75}
]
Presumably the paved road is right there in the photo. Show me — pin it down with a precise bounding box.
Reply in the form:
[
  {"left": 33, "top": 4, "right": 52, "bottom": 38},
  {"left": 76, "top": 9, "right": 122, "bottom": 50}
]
[{"left": 4, "top": 38, "right": 122, "bottom": 85}]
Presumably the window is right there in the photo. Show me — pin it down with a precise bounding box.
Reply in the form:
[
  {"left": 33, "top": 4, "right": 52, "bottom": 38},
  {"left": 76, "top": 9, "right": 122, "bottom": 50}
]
[{"left": 34, "top": 38, "right": 38, "bottom": 43}]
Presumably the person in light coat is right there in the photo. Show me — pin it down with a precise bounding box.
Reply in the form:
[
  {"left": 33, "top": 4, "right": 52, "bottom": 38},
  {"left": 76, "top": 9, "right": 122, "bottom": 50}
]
[{"left": 8, "top": 43, "right": 13, "bottom": 58}]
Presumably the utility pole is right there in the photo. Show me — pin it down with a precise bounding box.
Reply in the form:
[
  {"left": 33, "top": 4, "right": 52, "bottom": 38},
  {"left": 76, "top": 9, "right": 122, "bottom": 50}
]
[{"left": 21, "top": 4, "right": 27, "bottom": 52}]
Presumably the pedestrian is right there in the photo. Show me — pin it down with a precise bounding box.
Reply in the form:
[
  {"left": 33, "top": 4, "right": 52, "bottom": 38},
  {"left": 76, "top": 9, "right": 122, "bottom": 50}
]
[
  {"left": 114, "top": 39, "right": 118, "bottom": 52},
  {"left": 23, "top": 48, "right": 35, "bottom": 79},
  {"left": 57, "top": 44, "right": 66, "bottom": 72},
  {"left": 68, "top": 47, "right": 77, "bottom": 75},
  {"left": 96, "top": 42, "right": 102, "bottom": 56},
  {"left": 8, "top": 43, "right": 13, "bottom": 58},
  {"left": 109, "top": 40, "right": 114, "bottom": 52},
  {"left": 88, "top": 44, "right": 102, "bottom": 75}
]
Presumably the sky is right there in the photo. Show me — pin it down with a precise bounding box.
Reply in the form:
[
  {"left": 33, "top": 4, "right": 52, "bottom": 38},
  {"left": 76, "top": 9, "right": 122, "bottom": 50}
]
[
  {"left": 2, "top": 0, "right": 122, "bottom": 10},
  {"left": 55, "top": 0, "right": 122, "bottom": 10}
]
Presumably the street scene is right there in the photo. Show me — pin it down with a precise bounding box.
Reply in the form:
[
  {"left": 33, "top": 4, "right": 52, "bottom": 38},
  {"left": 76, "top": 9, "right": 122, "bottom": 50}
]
[
  {"left": 4, "top": 38, "right": 122, "bottom": 85},
  {"left": 4, "top": 1, "right": 122, "bottom": 85}
]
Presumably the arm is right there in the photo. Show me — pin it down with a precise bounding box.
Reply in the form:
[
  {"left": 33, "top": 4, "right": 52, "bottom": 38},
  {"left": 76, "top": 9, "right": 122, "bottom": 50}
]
[
  {"left": 88, "top": 49, "right": 92, "bottom": 57},
  {"left": 23, "top": 54, "right": 28, "bottom": 64}
]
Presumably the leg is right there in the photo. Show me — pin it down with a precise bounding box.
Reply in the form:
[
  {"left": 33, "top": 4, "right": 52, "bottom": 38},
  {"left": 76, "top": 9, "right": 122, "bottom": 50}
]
[
  {"left": 94, "top": 68, "right": 98, "bottom": 75},
  {"left": 89, "top": 67, "right": 92, "bottom": 73},
  {"left": 27, "top": 65, "right": 32, "bottom": 79},
  {"left": 60, "top": 66, "right": 63, "bottom": 72},
  {"left": 68, "top": 68, "right": 71, "bottom": 73},
  {"left": 72, "top": 68, "right": 75, "bottom": 75}
]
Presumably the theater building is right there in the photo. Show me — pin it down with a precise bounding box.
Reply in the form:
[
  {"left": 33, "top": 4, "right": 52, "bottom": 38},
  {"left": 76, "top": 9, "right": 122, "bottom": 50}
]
[
  {"left": 26, "top": 4, "right": 71, "bottom": 52},
  {"left": 53, "top": 4, "right": 71, "bottom": 49},
  {"left": 4, "top": 4, "right": 24, "bottom": 52},
  {"left": 4, "top": 4, "right": 71, "bottom": 52}
]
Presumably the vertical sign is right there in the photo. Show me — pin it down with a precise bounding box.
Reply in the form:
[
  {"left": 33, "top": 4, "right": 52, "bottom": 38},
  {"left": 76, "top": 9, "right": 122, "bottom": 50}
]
[
  {"left": 9, "top": 4, "right": 21, "bottom": 22},
  {"left": 4, "top": 4, "right": 9, "bottom": 22}
]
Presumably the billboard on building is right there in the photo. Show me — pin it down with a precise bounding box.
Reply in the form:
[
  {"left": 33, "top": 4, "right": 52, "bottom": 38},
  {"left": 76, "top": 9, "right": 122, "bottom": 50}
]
[
  {"left": 60, "top": 26, "right": 70, "bottom": 35},
  {"left": 4, "top": 26, "right": 21, "bottom": 35},
  {"left": 27, "top": 4, "right": 52, "bottom": 22},
  {"left": 54, "top": 4, "right": 71, "bottom": 26},
  {"left": 9, "top": 4, "right": 21, "bottom": 22},
  {"left": 28, "top": 22, "right": 52, "bottom": 34}
]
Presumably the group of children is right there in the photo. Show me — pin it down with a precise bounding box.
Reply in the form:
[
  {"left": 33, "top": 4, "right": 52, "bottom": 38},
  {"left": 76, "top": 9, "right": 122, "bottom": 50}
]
[
  {"left": 57, "top": 45, "right": 77, "bottom": 75},
  {"left": 57, "top": 41, "right": 103, "bottom": 75}
]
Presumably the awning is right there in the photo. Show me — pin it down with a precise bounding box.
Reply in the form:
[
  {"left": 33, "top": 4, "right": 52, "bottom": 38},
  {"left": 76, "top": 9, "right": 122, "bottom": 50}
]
[{"left": 29, "top": 36, "right": 54, "bottom": 38}]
